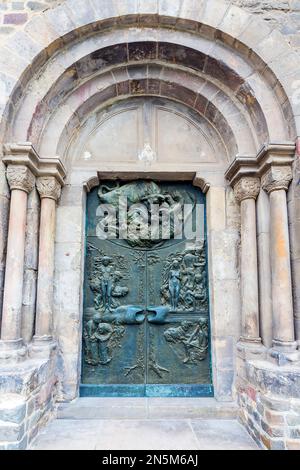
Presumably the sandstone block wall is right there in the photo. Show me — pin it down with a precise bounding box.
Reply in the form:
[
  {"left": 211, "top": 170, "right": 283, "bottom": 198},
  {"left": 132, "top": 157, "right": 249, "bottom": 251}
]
[
  {"left": 238, "top": 361, "right": 300, "bottom": 450},
  {"left": 0, "top": 351, "right": 58, "bottom": 449},
  {"left": 0, "top": 1, "right": 299, "bottom": 52}
]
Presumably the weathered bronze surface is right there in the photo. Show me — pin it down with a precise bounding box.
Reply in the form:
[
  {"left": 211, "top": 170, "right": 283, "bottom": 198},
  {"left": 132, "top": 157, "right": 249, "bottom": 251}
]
[{"left": 81, "top": 181, "right": 212, "bottom": 396}]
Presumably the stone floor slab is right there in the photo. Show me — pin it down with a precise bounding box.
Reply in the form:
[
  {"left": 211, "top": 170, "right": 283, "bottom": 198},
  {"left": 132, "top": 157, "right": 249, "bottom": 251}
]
[
  {"left": 31, "top": 398, "right": 258, "bottom": 450},
  {"left": 58, "top": 397, "right": 238, "bottom": 420},
  {"left": 191, "top": 419, "right": 259, "bottom": 450},
  {"left": 31, "top": 418, "right": 259, "bottom": 450}
]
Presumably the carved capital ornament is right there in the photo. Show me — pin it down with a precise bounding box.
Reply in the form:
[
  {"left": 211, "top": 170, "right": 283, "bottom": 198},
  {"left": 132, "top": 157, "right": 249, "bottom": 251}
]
[
  {"left": 262, "top": 166, "right": 292, "bottom": 194},
  {"left": 233, "top": 177, "right": 260, "bottom": 203},
  {"left": 36, "top": 176, "right": 61, "bottom": 201},
  {"left": 6, "top": 165, "right": 35, "bottom": 194}
]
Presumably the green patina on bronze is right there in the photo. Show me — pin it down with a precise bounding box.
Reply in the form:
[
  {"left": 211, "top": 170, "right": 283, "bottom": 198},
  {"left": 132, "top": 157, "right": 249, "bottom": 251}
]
[{"left": 81, "top": 181, "right": 213, "bottom": 397}]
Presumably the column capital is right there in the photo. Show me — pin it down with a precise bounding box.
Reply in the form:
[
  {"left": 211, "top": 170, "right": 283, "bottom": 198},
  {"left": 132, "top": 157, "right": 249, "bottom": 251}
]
[
  {"left": 233, "top": 177, "right": 260, "bottom": 203},
  {"left": 261, "top": 166, "right": 293, "bottom": 194},
  {"left": 6, "top": 165, "right": 35, "bottom": 194},
  {"left": 36, "top": 176, "right": 61, "bottom": 201}
]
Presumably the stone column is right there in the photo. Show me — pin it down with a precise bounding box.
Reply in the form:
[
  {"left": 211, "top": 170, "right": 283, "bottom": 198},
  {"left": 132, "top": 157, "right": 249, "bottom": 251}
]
[
  {"left": 262, "top": 166, "right": 297, "bottom": 356},
  {"left": 257, "top": 190, "right": 273, "bottom": 348},
  {"left": 34, "top": 177, "right": 61, "bottom": 345},
  {"left": 234, "top": 177, "right": 262, "bottom": 348},
  {"left": 22, "top": 189, "right": 40, "bottom": 343},
  {"left": 0, "top": 165, "right": 35, "bottom": 357}
]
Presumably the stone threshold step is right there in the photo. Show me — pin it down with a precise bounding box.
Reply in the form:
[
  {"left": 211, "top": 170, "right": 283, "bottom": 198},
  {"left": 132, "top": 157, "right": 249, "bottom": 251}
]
[{"left": 57, "top": 397, "right": 238, "bottom": 420}]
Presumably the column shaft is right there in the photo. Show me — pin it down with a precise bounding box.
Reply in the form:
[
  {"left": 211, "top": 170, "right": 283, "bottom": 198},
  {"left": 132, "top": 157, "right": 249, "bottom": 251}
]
[
  {"left": 234, "top": 177, "right": 261, "bottom": 347},
  {"left": 240, "top": 198, "right": 260, "bottom": 339},
  {"left": 269, "top": 189, "right": 294, "bottom": 344},
  {"left": 257, "top": 190, "right": 272, "bottom": 348},
  {"left": 35, "top": 176, "right": 61, "bottom": 342},
  {"left": 35, "top": 198, "right": 56, "bottom": 338},
  {"left": 0, "top": 164, "right": 35, "bottom": 350},
  {"left": 1, "top": 190, "right": 27, "bottom": 340}
]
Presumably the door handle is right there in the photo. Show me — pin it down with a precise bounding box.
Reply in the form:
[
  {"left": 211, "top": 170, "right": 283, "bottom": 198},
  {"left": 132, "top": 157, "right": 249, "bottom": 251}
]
[{"left": 145, "top": 306, "right": 170, "bottom": 324}]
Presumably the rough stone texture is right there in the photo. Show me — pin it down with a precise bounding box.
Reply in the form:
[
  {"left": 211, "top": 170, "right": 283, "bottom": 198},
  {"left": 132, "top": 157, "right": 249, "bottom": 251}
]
[
  {"left": 0, "top": 349, "right": 58, "bottom": 449},
  {"left": 0, "top": 0, "right": 297, "bottom": 55},
  {"left": 238, "top": 360, "right": 300, "bottom": 450},
  {"left": 0, "top": 1, "right": 62, "bottom": 43}
]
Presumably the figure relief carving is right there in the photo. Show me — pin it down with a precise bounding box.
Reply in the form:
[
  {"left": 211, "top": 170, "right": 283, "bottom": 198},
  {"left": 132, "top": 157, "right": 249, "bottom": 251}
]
[
  {"left": 6, "top": 165, "right": 35, "bottom": 193},
  {"left": 97, "top": 181, "right": 195, "bottom": 248},
  {"left": 161, "top": 244, "right": 207, "bottom": 312},
  {"left": 261, "top": 166, "right": 293, "bottom": 194},
  {"left": 164, "top": 318, "right": 209, "bottom": 363},
  {"left": 83, "top": 181, "right": 211, "bottom": 389},
  {"left": 36, "top": 176, "right": 61, "bottom": 201},
  {"left": 87, "top": 243, "right": 129, "bottom": 313},
  {"left": 83, "top": 313, "right": 125, "bottom": 366},
  {"left": 233, "top": 177, "right": 260, "bottom": 203}
]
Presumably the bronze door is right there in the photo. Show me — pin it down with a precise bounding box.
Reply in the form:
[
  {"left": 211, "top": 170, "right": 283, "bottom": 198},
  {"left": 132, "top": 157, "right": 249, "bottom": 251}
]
[{"left": 81, "top": 181, "right": 213, "bottom": 397}]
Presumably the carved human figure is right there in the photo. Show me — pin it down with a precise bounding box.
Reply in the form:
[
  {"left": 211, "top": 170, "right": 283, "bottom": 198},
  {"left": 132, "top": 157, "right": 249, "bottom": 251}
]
[
  {"left": 164, "top": 321, "right": 191, "bottom": 344},
  {"left": 168, "top": 260, "right": 181, "bottom": 311},
  {"left": 94, "top": 322, "right": 114, "bottom": 365},
  {"left": 112, "top": 271, "right": 129, "bottom": 298},
  {"left": 164, "top": 320, "right": 209, "bottom": 363},
  {"left": 83, "top": 313, "right": 102, "bottom": 365},
  {"left": 100, "top": 256, "right": 114, "bottom": 311},
  {"left": 182, "top": 319, "right": 209, "bottom": 363},
  {"left": 193, "top": 272, "right": 207, "bottom": 309},
  {"left": 182, "top": 253, "right": 197, "bottom": 289}
]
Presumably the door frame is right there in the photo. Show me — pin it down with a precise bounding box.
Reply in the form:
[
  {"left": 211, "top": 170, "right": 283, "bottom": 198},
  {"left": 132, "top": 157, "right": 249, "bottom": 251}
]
[{"left": 54, "top": 168, "right": 238, "bottom": 402}]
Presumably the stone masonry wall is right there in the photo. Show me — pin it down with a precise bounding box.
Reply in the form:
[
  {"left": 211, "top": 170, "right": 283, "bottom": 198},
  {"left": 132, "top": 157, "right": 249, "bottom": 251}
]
[
  {"left": 0, "top": 0, "right": 299, "bottom": 53},
  {"left": 0, "top": 0, "right": 61, "bottom": 43},
  {"left": 238, "top": 360, "right": 300, "bottom": 450},
  {"left": 230, "top": 0, "right": 300, "bottom": 52},
  {"left": 0, "top": 350, "right": 59, "bottom": 450}
]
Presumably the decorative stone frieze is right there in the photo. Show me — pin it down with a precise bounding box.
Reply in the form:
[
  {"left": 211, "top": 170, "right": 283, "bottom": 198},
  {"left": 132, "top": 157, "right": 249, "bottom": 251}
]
[
  {"left": 233, "top": 177, "right": 260, "bottom": 202},
  {"left": 6, "top": 165, "right": 35, "bottom": 194},
  {"left": 36, "top": 177, "right": 61, "bottom": 201},
  {"left": 261, "top": 166, "right": 293, "bottom": 194}
]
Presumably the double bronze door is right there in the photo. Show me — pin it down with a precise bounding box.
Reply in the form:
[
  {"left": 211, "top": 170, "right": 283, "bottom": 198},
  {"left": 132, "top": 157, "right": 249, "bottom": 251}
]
[{"left": 81, "top": 181, "right": 212, "bottom": 397}]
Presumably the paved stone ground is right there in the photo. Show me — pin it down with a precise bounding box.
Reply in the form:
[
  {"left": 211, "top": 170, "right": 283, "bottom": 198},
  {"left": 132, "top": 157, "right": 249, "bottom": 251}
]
[{"left": 30, "top": 398, "right": 259, "bottom": 450}]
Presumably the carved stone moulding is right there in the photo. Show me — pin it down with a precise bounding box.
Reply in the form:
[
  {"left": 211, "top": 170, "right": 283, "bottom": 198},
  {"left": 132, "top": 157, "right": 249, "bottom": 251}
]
[
  {"left": 225, "top": 142, "right": 296, "bottom": 190},
  {"left": 2, "top": 142, "right": 66, "bottom": 189},
  {"left": 233, "top": 177, "right": 260, "bottom": 203},
  {"left": 193, "top": 173, "right": 210, "bottom": 194}
]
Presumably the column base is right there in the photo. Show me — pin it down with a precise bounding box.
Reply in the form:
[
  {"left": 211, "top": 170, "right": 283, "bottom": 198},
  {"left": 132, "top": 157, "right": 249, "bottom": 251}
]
[
  {"left": 237, "top": 337, "right": 267, "bottom": 360},
  {"left": 0, "top": 339, "right": 27, "bottom": 365},
  {"left": 268, "top": 340, "right": 300, "bottom": 365},
  {"left": 29, "top": 335, "right": 57, "bottom": 358}
]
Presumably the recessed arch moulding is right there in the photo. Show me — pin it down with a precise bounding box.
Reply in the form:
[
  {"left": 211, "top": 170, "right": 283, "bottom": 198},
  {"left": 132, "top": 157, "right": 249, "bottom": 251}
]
[
  {"left": 0, "top": 1, "right": 297, "bottom": 180},
  {"left": 0, "top": 0, "right": 299, "bottom": 425}
]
